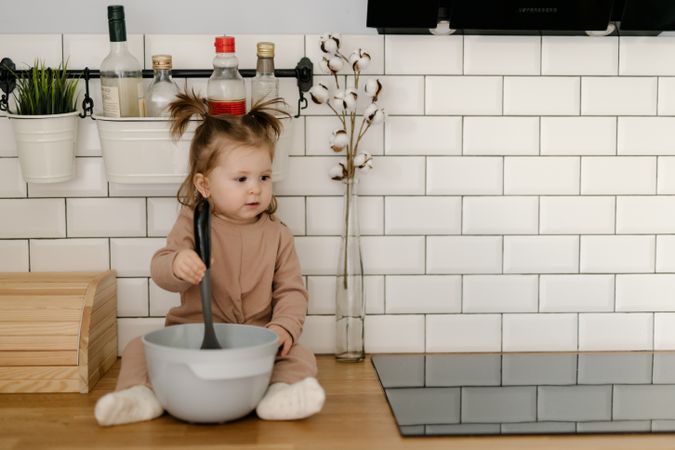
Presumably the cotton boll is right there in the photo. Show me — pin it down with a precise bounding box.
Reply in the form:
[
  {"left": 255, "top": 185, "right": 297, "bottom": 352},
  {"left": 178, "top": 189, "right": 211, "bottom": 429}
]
[
  {"left": 328, "top": 56, "right": 344, "bottom": 73},
  {"left": 330, "top": 129, "right": 349, "bottom": 152},
  {"left": 331, "top": 90, "right": 346, "bottom": 112},
  {"left": 329, "top": 162, "right": 347, "bottom": 181},
  {"left": 319, "top": 57, "right": 330, "bottom": 74},
  {"left": 309, "top": 83, "right": 329, "bottom": 104},
  {"left": 365, "top": 78, "right": 382, "bottom": 100},
  {"left": 344, "top": 88, "right": 358, "bottom": 112},
  {"left": 320, "top": 33, "right": 341, "bottom": 55}
]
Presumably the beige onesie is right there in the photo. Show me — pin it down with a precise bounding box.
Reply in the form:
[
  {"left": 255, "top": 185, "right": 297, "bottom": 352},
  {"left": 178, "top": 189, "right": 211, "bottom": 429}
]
[{"left": 115, "top": 206, "right": 317, "bottom": 391}]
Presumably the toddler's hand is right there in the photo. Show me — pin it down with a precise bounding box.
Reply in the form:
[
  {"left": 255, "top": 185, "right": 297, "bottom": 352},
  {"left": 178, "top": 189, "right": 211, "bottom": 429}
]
[
  {"left": 267, "top": 324, "right": 293, "bottom": 357},
  {"left": 172, "top": 249, "right": 206, "bottom": 285}
]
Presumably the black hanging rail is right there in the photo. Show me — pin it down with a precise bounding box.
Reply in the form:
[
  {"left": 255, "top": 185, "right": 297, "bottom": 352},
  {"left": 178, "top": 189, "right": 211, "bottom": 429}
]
[{"left": 0, "top": 56, "right": 314, "bottom": 118}]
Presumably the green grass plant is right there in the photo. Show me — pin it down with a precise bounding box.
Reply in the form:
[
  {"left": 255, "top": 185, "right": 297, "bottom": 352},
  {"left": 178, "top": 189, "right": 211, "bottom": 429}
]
[{"left": 11, "top": 59, "right": 79, "bottom": 115}]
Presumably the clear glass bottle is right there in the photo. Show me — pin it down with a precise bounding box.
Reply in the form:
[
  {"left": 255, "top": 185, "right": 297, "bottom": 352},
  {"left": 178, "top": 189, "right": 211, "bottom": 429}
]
[
  {"left": 207, "top": 36, "right": 245, "bottom": 116},
  {"left": 100, "top": 5, "right": 144, "bottom": 117},
  {"left": 335, "top": 178, "right": 365, "bottom": 362},
  {"left": 145, "top": 54, "right": 179, "bottom": 117},
  {"left": 251, "top": 42, "right": 278, "bottom": 105}
]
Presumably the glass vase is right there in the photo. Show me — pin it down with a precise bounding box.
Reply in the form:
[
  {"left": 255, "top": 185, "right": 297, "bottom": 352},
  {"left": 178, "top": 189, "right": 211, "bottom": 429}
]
[{"left": 335, "top": 178, "right": 365, "bottom": 362}]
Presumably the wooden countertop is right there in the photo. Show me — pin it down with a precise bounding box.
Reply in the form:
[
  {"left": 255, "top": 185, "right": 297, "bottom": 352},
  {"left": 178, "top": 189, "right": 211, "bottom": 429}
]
[{"left": 2, "top": 355, "right": 675, "bottom": 450}]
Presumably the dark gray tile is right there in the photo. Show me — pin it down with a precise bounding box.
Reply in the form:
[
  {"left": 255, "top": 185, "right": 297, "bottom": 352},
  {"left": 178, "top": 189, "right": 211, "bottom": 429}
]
[
  {"left": 426, "top": 423, "right": 501, "bottom": 435},
  {"left": 653, "top": 353, "right": 675, "bottom": 384},
  {"left": 462, "top": 386, "right": 537, "bottom": 423},
  {"left": 578, "top": 353, "right": 652, "bottom": 384},
  {"left": 372, "top": 355, "right": 424, "bottom": 388},
  {"left": 577, "top": 421, "right": 652, "bottom": 433},
  {"left": 502, "top": 354, "right": 577, "bottom": 386},
  {"left": 399, "top": 425, "right": 425, "bottom": 436},
  {"left": 614, "top": 385, "right": 675, "bottom": 420},
  {"left": 385, "top": 388, "right": 460, "bottom": 426},
  {"left": 426, "top": 354, "right": 501, "bottom": 387},
  {"left": 501, "top": 422, "right": 576, "bottom": 434},
  {"left": 538, "top": 385, "right": 612, "bottom": 421}
]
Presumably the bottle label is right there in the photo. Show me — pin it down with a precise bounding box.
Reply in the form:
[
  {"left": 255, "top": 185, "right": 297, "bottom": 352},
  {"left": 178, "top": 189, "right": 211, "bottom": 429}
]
[
  {"left": 101, "top": 85, "right": 121, "bottom": 117},
  {"left": 208, "top": 99, "right": 246, "bottom": 116}
]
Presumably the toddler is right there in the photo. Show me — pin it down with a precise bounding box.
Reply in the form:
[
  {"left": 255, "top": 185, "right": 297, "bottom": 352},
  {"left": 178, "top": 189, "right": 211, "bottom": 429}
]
[{"left": 95, "top": 92, "right": 325, "bottom": 426}]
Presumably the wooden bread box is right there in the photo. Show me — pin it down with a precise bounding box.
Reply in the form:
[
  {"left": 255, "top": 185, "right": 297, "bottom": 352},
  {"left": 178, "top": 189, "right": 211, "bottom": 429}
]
[{"left": 0, "top": 271, "right": 117, "bottom": 393}]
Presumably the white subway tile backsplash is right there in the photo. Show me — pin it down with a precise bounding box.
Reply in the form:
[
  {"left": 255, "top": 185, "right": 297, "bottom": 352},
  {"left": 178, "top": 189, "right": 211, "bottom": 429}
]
[
  {"left": 503, "top": 314, "right": 578, "bottom": 351},
  {"left": 427, "top": 157, "right": 503, "bottom": 195},
  {"left": 463, "top": 275, "right": 538, "bottom": 313},
  {"left": 540, "top": 197, "right": 614, "bottom": 235},
  {"left": 427, "top": 236, "right": 502, "bottom": 274},
  {"left": 504, "top": 236, "right": 579, "bottom": 274},
  {"left": 29, "top": 238, "right": 108, "bottom": 272},
  {"left": 540, "top": 275, "right": 614, "bottom": 312},
  {"left": 274, "top": 197, "right": 306, "bottom": 236},
  {"left": 116, "top": 278, "right": 149, "bottom": 317},
  {"left": 618, "top": 117, "right": 675, "bottom": 155},
  {"left": 149, "top": 279, "right": 180, "bottom": 317},
  {"left": 658, "top": 78, "right": 675, "bottom": 115},
  {"left": 426, "top": 314, "right": 502, "bottom": 352},
  {"left": 307, "top": 275, "right": 384, "bottom": 315},
  {"left": 386, "top": 275, "right": 461, "bottom": 313},
  {"left": 364, "top": 76, "right": 424, "bottom": 115},
  {"left": 272, "top": 157, "right": 343, "bottom": 196},
  {"left": 657, "top": 236, "right": 675, "bottom": 272},
  {"left": 147, "top": 198, "right": 180, "bottom": 237},
  {"left": 0, "top": 117, "right": 17, "bottom": 157},
  {"left": 541, "top": 117, "right": 616, "bottom": 155},
  {"left": 362, "top": 236, "right": 425, "bottom": 274},
  {"left": 617, "top": 197, "right": 675, "bottom": 233},
  {"left": 504, "top": 157, "right": 579, "bottom": 195},
  {"left": 658, "top": 157, "right": 675, "bottom": 194},
  {"left": 385, "top": 35, "right": 462, "bottom": 75},
  {"left": 580, "top": 236, "right": 655, "bottom": 274},
  {"left": 425, "top": 77, "right": 502, "bottom": 115},
  {"left": 542, "top": 36, "right": 618, "bottom": 75},
  {"left": 117, "top": 318, "right": 164, "bottom": 356},
  {"left": 110, "top": 238, "right": 165, "bottom": 277},
  {"left": 0, "top": 199, "right": 65, "bottom": 238},
  {"left": 28, "top": 158, "right": 107, "bottom": 198},
  {"left": 143, "top": 34, "right": 212, "bottom": 69},
  {"left": 360, "top": 157, "right": 425, "bottom": 195},
  {"left": 579, "top": 313, "right": 653, "bottom": 350},
  {"left": 581, "top": 77, "right": 657, "bottom": 116},
  {"left": 616, "top": 275, "right": 675, "bottom": 312},
  {"left": 619, "top": 37, "right": 675, "bottom": 75},
  {"left": 0, "top": 34, "right": 63, "bottom": 68},
  {"left": 306, "top": 196, "right": 383, "bottom": 236},
  {"left": 655, "top": 314, "right": 675, "bottom": 350},
  {"left": 67, "top": 198, "right": 146, "bottom": 237},
  {"left": 365, "top": 315, "right": 425, "bottom": 353},
  {"left": 306, "top": 34, "right": 384, "bottom": 75},
  {"left": 231, "top": 35, "right": 305, "bottom": 69},
  {"left": 64, "top": 34, "right": 144, "bottom": 69},
  {"left": 463, "top": 197, "right": 538, "bottom": 235},
  {"left": 0, "top": 158, "right": 26, "bottom": 197},
  {"left": 504, "top": 77, "right": 580, "bottom": 116},
  {"left": 385, "top": 197, "right": 460, "bottom": 235},
  {"left": 306, "top": 116, "right": 383, "bottom": 156},
  {"left": 0, "top": 240, "right": 29, "bottom": 271},
  {"left": 464, "top": 36, "right": 540, "bottom": 75},
  {"left": 108, "top": 183, "right": 180, "bottom": 197},
  {"left": 385, "top": 116, "right": 462, "bottom": 155},
  {"left": 581, "top": 157, "right": 656, "bottom": 194},
  {"left": 294, "top": 236, "right": 340, "bottom": 275},
  {"left": 298, "top": 315, "right": 336, "bottom": 354},
  {"left": 464, "top": 117, "right": 539, "bottom": 155}
]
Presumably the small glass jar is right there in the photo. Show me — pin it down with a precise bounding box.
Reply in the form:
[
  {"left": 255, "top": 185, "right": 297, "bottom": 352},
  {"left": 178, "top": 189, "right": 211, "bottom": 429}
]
[{"left": 145, "top": 54, "right": 180, "bottom": 117}]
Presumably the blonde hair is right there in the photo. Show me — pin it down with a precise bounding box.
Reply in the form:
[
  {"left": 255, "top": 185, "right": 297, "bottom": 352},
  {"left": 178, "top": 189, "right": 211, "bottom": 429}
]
[{"left": 169, "top": 90, "right": 289, "bottom": 213}]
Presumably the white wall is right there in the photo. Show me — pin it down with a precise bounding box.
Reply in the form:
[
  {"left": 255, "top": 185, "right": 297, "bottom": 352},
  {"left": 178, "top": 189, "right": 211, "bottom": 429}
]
[{"left": 4, "top": 32, "right": 675, "bottom": 355}]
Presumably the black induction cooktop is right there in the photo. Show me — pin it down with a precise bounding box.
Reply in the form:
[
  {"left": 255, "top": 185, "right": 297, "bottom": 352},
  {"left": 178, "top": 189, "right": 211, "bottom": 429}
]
[{"left": 372, "top": 352, "right": 675, "bottom": 436}]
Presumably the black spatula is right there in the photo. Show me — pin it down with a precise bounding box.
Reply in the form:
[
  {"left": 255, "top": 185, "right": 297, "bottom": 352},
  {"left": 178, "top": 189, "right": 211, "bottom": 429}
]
[{"left": 193, "top": 199, "right": 221, "bottom": 350}]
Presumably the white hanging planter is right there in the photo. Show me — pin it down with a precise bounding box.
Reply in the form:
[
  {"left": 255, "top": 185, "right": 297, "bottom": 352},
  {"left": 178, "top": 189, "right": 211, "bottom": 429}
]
[
  {"left": 95, "top": 115, "right": 194, "bottom": 184},
  {"left": 7, "top": 111, "right": 79, "bottom": 183}
]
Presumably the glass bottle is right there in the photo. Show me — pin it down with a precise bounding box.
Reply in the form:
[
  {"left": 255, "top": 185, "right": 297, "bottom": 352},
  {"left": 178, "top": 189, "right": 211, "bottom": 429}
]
[
  {"left": 207, "top": 36, "right": 245, "bottom": 116},
  {"left": 145, "top": 54, "right": 179, "bottom": 117},
  {"left": 100, "top": 5, "right": 144, "bottom": 117},
  {"left": 251, "top": 42, "right": 278, "bottom": 105},
  {"left": 335, "top": 178, "right": 365, "bottom": 362}
]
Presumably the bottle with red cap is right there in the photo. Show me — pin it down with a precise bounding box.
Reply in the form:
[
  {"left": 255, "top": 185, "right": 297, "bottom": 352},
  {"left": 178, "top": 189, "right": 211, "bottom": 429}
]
[{"left": 207, "top": 36, "right": 246, "bottom": 116}]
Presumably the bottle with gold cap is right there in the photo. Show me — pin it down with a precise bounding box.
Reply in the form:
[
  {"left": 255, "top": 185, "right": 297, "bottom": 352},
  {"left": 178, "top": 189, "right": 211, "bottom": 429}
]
[
  {"left": 145, "top": 54, "right": 180, "bottom": 117},
  {"left": 251, "top": 42, "right": 279, "bottom": 105}
]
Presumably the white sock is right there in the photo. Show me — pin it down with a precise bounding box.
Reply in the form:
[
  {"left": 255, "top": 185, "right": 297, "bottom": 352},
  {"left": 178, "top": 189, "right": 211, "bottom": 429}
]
[
  {"left": 255, "top": 377, "right": 325, "bottom": 421},
  {"left": 95, "top": 385, "right": 164, "bottom": 426}
]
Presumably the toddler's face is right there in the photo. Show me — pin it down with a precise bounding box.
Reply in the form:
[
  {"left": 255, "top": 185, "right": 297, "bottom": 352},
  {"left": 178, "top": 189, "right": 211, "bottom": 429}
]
[{"left": 197, "top": 145, "right": 273, "bottom": 224}]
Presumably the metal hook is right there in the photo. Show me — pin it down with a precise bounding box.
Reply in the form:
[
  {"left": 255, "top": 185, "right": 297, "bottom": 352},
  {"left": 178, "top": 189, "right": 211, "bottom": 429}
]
[
  {"left": 295, "top": 92, "right": 308, "bottom": 118},
  {"left": 0, "top": 57, "right": 16, "bottom": 112},
  {"left": 79, "top": 67, "right": 94, "bottom": 118}
]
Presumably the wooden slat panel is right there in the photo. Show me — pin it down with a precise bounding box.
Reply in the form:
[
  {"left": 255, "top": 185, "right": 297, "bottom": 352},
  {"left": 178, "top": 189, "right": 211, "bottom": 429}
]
[
  {"left": 0, "top": 296, "right": 83, "bottom": 309},
  {"left": 0, "top": 309, "right": 83, "bottom": 322},
  {"left": 0, "top": 366, "right": 78, "bottom": 380},
  {"left": 0, "top": 335, "right": 78, "bottom": 351},
  {"left": 0, "top": 322, "right": 79, "bottom": 336},
  {"left": 0, "top": 272, "right": 103, "bottom": 282},
  {"left": 0, "top": 351, "right": 77, "bottom": 366},
  {"left": 0, "top": 284, "right": 89, "bottom": 296},
  {"left": 0, "top": 378, "right": 79, "bottom": 393}
]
